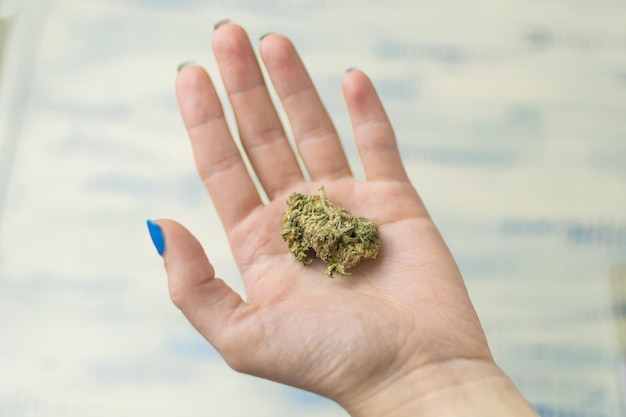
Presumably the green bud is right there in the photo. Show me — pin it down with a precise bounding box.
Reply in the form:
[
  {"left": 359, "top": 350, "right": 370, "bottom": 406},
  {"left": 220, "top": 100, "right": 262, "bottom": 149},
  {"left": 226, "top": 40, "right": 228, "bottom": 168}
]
[{"left": 281, "top": 186, "right": 380, "bottom": 277}]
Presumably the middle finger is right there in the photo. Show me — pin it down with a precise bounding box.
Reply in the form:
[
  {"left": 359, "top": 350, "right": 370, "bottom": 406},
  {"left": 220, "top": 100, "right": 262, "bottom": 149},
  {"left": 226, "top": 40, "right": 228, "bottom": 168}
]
[{"left": 212, "top": 23, "right": 303, "bottom": 199}]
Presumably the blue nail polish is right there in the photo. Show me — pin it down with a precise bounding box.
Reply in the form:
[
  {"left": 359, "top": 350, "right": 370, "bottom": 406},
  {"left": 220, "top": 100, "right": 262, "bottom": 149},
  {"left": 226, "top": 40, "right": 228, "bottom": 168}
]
[{"left": 147, "top": 220, "right": 165, "bottom": 256}]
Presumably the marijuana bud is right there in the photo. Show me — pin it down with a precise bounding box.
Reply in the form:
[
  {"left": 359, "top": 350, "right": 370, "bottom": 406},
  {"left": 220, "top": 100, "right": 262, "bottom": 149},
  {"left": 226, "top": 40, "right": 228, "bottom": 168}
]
[{"left": 280, "top": 186, "right": 380, "bottom": 277}]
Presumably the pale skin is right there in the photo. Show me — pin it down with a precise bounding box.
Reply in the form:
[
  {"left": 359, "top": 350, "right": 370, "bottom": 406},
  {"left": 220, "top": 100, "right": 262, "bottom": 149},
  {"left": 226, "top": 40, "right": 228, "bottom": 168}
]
[{"left": 153, "top": 22, "right": 540, "bottom": 416}]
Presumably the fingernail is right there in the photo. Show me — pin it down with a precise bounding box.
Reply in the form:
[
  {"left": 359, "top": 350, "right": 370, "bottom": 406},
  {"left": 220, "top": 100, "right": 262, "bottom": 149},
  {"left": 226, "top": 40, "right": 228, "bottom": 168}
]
[
  {"left": 214, "top": 18, "right": 231, "bottom": 31},
  {"left": 177, "top": 61, "right": 195, "bottom": 73},
  {"left": 346, "top": 66, "right": 359, "bottom": 73},
  {"left": 147, "top": 220, "right": 165, "bottom": 256},
  {"left": 260, "top": 32, "right": 275, "bottom": 41}
]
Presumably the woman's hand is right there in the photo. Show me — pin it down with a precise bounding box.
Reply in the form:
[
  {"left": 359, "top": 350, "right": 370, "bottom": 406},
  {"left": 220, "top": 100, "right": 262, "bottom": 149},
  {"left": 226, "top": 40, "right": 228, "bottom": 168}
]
[{"left": 150, "top": 22, "right": 538, "bottom": 417}]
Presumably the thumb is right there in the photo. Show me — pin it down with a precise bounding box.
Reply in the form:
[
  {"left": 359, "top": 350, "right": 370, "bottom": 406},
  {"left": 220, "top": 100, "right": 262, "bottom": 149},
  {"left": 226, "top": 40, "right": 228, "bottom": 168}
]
[{"left": 146, "top": 219, "right": 254, "bottom": 359}]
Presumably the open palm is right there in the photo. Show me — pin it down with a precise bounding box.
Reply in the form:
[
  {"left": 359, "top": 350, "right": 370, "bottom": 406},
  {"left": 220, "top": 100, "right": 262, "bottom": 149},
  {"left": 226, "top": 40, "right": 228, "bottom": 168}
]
[{"left": 156, "top": 23, "right": 495, "bottom": 413}]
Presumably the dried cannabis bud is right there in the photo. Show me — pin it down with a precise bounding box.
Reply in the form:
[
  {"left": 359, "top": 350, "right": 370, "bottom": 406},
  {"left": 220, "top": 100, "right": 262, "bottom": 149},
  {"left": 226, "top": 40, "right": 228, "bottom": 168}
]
[{"left": 281, "top": 186, "right": 380, "bottom": 277}]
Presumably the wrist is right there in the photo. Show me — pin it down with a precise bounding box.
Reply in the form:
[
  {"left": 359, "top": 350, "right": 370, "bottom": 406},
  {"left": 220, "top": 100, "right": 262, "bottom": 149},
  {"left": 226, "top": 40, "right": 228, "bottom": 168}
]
[{"left": 339, "top": 358, "right": 539, "bottom": 417}]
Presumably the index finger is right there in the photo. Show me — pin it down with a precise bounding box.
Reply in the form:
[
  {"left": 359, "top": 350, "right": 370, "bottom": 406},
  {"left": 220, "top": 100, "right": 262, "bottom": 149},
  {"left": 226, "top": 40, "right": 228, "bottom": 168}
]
[{"left": 176, "top": 65, "right": 263, "bottom": 231}]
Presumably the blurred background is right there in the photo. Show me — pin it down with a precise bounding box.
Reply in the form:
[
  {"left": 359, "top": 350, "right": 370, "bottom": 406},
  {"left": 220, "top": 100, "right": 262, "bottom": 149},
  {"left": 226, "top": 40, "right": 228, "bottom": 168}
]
[{"left": 0, "top": 0, "right": 625, "bottom": 416}]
